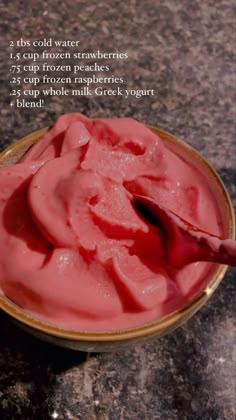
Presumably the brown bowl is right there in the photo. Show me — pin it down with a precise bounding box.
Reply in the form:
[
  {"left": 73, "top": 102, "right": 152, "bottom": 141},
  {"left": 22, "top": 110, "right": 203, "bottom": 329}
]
[{"left": 0, "top": 126, "right": 235, "bottom": 351}]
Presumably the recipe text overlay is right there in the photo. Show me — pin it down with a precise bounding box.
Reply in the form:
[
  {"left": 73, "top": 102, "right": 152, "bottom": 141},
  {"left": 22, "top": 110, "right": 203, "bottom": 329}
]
[{"left": 9, "top": 38, "right": 155, "bottom": 108}]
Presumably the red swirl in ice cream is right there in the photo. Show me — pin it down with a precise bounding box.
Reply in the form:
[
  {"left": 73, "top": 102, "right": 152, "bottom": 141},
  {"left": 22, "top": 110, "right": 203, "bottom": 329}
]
[{"left": 0, "top": 114, "right": 233, "bottom": 330}]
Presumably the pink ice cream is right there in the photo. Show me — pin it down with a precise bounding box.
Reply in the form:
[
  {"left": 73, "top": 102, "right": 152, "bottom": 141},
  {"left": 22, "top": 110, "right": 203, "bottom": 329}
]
[{"left": 0, "top": 114, "right": 233, "bottom": 331}]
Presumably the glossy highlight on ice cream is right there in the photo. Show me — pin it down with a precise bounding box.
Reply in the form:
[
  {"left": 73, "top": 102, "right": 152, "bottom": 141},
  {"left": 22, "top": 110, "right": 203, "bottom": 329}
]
[{"left": 0, "top": 114, "right": 232, "bottom": 331}]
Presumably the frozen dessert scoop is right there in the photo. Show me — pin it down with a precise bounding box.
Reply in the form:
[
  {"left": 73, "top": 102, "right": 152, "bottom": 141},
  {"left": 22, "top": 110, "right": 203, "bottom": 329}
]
[
  {"left": 0, "top": 113, "right": 234, "bottom": 332},
  {"left": 133, "top": 194, "right": 236, "bottom": 268}
]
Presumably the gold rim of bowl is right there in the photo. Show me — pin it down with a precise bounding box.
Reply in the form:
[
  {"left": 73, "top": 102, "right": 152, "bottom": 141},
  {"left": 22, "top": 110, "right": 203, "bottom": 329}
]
[{"left": 0, "top": 125, "right": 235, "bottom": 346}]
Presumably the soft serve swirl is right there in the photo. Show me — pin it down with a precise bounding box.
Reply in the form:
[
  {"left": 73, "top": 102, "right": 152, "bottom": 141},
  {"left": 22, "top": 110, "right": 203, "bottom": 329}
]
[{"left": 0, "top": 114, "right": 223, "bottom": 330}]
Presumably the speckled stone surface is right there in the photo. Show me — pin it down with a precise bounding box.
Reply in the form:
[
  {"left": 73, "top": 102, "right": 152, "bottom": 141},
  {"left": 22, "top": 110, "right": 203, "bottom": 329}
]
[{"left": 0, "top": 1, "right": 235, "bottom": 419}]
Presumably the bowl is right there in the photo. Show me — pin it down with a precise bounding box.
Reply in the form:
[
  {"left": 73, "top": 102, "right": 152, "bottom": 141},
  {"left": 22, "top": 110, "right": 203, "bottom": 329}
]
[{"left": 0, "top": 126, "right": 235, "bottom": 351}]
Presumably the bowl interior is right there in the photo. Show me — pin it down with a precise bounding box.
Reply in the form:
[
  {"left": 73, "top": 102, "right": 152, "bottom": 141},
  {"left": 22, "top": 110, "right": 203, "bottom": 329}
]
[{"left": 0, "top": 126, "right": 234, "bottom": 347}]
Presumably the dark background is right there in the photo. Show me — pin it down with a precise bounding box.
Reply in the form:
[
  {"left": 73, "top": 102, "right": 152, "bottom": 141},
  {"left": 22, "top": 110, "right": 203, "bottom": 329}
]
[{"left": 0, "top": 1, "right": 235, "bottom": 419}]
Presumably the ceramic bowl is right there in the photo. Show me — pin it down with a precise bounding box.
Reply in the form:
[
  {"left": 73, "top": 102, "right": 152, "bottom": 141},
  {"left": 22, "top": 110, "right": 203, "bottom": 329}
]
[{"left": 0, "top": 126, "right": 234, "bottom": 351}]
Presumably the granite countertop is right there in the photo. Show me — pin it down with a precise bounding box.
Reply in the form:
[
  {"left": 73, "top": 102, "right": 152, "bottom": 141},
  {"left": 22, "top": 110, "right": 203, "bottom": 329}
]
[{"left": 0, "top": 1, "right": 235, "bottom": 419}]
